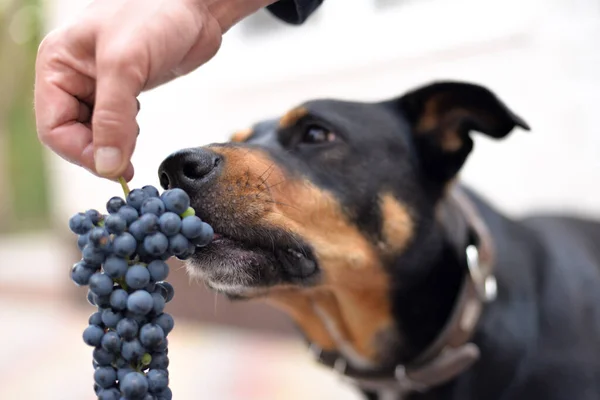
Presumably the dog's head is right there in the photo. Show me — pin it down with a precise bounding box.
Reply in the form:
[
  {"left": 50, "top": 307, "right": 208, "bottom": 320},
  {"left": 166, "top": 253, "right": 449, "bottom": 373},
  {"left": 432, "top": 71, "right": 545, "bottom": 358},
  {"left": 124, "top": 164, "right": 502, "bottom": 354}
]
[{"left": 158, "top": 81, "right": 528, "bottom": 366}]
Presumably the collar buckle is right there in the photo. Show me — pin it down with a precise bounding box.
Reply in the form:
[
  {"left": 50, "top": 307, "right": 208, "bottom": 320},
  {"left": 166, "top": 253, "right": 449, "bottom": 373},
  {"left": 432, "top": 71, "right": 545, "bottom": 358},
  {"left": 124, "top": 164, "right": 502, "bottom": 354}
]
[{"left": 465, "top": 244, "right": 497, "bottom": 303}]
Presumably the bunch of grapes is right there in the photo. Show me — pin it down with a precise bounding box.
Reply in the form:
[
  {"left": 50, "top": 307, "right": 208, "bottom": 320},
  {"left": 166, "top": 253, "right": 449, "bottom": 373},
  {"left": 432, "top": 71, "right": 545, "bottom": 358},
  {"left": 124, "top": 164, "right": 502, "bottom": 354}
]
[{"left": 68, "top": 181, "right": 213, "bottom": 400}]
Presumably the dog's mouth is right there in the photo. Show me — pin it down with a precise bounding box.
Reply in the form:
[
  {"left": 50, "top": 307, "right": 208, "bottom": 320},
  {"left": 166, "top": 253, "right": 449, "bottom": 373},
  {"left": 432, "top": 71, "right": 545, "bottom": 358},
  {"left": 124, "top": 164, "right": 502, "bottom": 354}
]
[{"left": 187, "top": 227, "right": 320, "bottom": 298}]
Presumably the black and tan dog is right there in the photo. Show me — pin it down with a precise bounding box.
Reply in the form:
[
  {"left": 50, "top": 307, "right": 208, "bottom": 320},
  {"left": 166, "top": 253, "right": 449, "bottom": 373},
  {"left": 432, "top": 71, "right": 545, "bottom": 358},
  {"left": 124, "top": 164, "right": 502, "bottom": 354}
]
[{"left": 158, "top": 81, "right": 600, "bottom": 400}]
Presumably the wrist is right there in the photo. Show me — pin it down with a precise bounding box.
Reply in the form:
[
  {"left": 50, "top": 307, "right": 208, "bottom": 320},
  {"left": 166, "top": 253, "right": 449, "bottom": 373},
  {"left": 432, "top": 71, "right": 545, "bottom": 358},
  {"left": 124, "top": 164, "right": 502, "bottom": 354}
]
[{"left": 205, "top": 0, "right": 279, "bottom": 33}]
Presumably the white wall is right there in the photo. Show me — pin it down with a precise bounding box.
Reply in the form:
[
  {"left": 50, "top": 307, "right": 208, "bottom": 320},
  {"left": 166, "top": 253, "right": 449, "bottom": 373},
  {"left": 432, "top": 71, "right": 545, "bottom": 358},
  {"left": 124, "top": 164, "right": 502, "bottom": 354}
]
[{"left": 44, "top": 0, "right": 600, "bottom": 224}]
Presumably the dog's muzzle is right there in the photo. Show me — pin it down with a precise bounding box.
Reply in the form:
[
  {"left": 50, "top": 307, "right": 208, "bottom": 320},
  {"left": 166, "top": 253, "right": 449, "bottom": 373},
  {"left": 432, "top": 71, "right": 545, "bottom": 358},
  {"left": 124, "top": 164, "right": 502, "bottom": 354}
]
[{"left": 158, "top": 148, "right": 222, "bottom": 191}]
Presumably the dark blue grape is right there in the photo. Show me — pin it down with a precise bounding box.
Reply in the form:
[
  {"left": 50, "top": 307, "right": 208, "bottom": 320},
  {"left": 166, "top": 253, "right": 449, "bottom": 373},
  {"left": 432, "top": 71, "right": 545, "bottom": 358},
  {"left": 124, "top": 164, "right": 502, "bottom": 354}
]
[
  {"left": 181, "top": 216, "right": 203, "bottom": 239},
  {"left": 89, "top": 311, "right": 103, "bottom": 326},
  {"left": 157, "top": 212, "right": 181, "bottom": 236},
  {"left": 97, "top": 388, "right": 120, "bottom": 400},
  {"left": 101, "top": 309, "right": 123, "bottom": 329},
  {"left": 168, "top": 233, "right": 188, "bottom": 256},
  {"left": 101, "top": 331, "right": 121, "bottom": 353},
  {"left": 151, "top": 292, "right": 166, "bottom": 315},
  {"left": 113, "top": 232, "right": 136, "bottom": 257},
  {"left": 82, "top": 325, "right": 104, "bottom": 347},
  {"left": 71, "top": 262, "right": 94, "bottom": 286},
  {"left": 77, "top": 233, "right": 89, "bottom": 251},
  {"left": 161, "top": 188, "right": 190, "bottom": 215},
  {"left": 155, "top": 387, "right": 173, "bottom": 400},
  {"left": 116, "top": 318, "right": 139, "bottom": 340},
  {"left": 141, "top": 197, "right": 166, "bottom": 217},
  {"left": 89, "top": 227, "right": 111, "bottom": 251},
  {"left": 120, "top": 372, "right": 149, "bottom": 398},
  {"left": 93, "top": 347, "right": 115, "bottom": 366},
  {"left": 176, "top": 242, "right": 196, "bottom": 260},
  {"left": 148, "top": 260, "right": 169, "bottom": 282},
  {"left": 127, "top": 291, "right": 154, "bottom": 315},
  {"left": 191, "top": 222, "right": 214, "bottom": 247},
  {"left": 126, "top": 311, "right": 148, "bottom": 326},
  {"left": 95, "top": 294, "right": 111, "bottom": 308},
  {"left": 126, "top": 265, "right": 151, "bottom": 290},
  {"left": 144, "top": 233, "right": 168, "bottom": 256},
  {"left": 145, "top": 281, "right": 157, "bottom": 293},
  {"left": 94, "top": 366, "right": 117, "bottom": 389},
  {"left": 83, "top": 210, "right": 102, "bottom": 226},
  {"left": 158, "top": 282, "right": 175, "bottom": 303},
  {"left": 117, "top": 205, "right": 139, "bottom": 226},
  {"left": 139, "top": 213, "right": 159, "bottom": 233},
  {"left": 148, "top": 352, "right": 169, "bottom": 370},
  {"left": 146, "top": 369, "right": 168, "bottom": 393},
  {"left": 142, "top": 185, "right": 160, "bottom": 198},
  {"left": 121, "top": 339, "right": 145, "bottom": 362},
  {"left": 127, "top": 189, "right": 149, "bottom": 211},
  {"left": 110, "top": 289, "right": 128, "bottom": 311},
  {"left": 105, "top": 214, "right": 126, "bottom": 234},
  {"left": 140, "top": 324, "right": 165, "bottom": 348},
  {"left": 154, "top": 337, "right": 168, "bottom": 353},
  {"left": 103, "top": 255, "right": 128, "bottom": 279},
  {"left": 117, "top": 366, "right": 136, "bottom": 383},
  {"left": 69, "top": 212, "right": 94, "bottom": 234},
  {"left": 129, "top": 220, "right": 146, "bottom": 241},
  {"left": 106, "top": 196, "right": 126, "bottom": 214},
  {"left": 153, "top": 313, "right": 174, "bottom": 336},
  {"left": 89, "top": 273, "right": 114, "bottom": 296},
  {"left": 83, "top": 244, "right": 106, "bottom": 265},
  {"left": 78, "top": 260, "right": 98, "bottom": 271}
]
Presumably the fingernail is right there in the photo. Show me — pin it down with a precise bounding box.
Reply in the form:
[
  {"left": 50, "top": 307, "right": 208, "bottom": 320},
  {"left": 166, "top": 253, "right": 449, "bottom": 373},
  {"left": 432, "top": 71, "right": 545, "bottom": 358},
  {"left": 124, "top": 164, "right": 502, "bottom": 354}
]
[{"left": 95, "top": 147, "right": 123, "bottom": 176}]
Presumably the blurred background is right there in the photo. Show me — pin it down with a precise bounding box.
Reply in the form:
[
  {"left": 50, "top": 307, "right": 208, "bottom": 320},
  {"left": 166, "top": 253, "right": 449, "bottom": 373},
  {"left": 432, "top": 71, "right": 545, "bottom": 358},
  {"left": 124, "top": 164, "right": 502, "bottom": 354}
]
[{"left": 1, "top": 0, "right": 599, "bottom": 399}]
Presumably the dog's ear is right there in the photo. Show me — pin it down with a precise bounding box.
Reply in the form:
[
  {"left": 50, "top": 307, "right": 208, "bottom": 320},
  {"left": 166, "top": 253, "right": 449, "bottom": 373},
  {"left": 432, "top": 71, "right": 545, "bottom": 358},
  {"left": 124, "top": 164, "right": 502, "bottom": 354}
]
[{"left": 394, "top": 81, "right": 530, "bottom": 182}]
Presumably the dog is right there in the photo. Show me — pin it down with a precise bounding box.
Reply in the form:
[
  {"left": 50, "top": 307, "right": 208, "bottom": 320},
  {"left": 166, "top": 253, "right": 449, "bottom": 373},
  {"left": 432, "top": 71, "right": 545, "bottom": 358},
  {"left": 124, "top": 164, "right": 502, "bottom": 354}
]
[{"left": 158, "top": 81, "right": 600, "bottom": 400}]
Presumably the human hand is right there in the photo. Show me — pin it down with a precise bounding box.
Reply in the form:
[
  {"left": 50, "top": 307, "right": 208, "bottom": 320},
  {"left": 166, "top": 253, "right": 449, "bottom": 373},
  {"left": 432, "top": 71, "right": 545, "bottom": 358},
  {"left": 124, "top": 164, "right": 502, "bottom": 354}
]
[{"left": 35, "top": 0, "right": 275, "bottom": 180}]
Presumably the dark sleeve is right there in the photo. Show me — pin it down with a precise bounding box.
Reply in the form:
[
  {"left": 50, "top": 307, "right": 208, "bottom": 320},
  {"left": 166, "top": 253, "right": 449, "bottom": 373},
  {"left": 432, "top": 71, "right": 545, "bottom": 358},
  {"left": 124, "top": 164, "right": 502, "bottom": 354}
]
[{"left": 266, "top": 0, "right": 324, "bottom": 25}]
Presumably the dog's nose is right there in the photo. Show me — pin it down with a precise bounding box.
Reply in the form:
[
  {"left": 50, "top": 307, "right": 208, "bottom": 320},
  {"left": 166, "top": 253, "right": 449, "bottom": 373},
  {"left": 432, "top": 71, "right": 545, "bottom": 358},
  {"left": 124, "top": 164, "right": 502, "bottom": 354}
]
[{"left": 158, "top": 148, "right": 222, "bottom": 190}]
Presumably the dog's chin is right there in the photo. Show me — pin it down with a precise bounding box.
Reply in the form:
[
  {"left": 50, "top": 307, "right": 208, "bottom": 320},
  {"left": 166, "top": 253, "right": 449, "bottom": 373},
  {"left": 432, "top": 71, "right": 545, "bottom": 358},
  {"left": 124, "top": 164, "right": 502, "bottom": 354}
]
[{"left": 186, "top": 235, "right": 320, "bottom": 299}]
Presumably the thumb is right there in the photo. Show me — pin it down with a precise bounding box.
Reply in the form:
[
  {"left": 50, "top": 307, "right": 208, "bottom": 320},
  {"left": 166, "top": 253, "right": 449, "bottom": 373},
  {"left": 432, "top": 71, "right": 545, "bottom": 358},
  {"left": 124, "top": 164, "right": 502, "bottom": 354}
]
[{"left": 92, "top": 57, "right": 144, "bottom": 178}]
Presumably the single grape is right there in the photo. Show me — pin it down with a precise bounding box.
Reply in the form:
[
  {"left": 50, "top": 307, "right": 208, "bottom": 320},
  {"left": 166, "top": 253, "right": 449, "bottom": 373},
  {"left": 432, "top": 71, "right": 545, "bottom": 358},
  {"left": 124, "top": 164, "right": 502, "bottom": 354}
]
[
  {"left": 153, "top": 313, "right": 174, "bottom": 336},
  {"left": 140, "top": 324, "right": 165, "bottom": 349},
  {"left": 117, "top": 205, "right": 139, "bottom": 226},
  {"left": 157, "top": 212, "right": 181, "bottom": 237},
  {"left": 148, "top": 352, "right": 169, "bottom": 370},
  {"left": 82, "top": 325, "right": 104, "bottom": 347},
  {"left": 146, "top": 369, "right": 169, "bottom": 393},
  {"left": 95, "top": 293, "right": 111, "bottom": 308},
  {"left": 127, "top": 291, "right": 154, "bottom": 315},
  {"left": 93, "top": 347, "right": 115, "bottom": 367},
  {"left": 94, "top": 366, "right": 117, "bottom": 389},
  {"left": 117, "top": 366, "right": 136, "bottom": 383},
  {"left": 180, "top": 216, "right": 204, "bottom": 239},
  {"left": 97, "top": 388, "right": 120, "bottom": 400},
  {"left": 116, "top": 318, "right": 139, "bottom": 340},
  {"left": 121, "top": 339, "right": 146, "bottom": 362},
  {"left": 176, "top": 242, "right": 196, "bottom": 261},
  {"left": 89, "top": 272, "right": 114, "bottom": 296},
  {"left": 101, "top": 331, "right": 121, "bottom": 353},
  {"left": 71, "top": 262, "right": 94, "bottom": 286},
  {"left": 82, "top": 244, "right": 106, "bottom": 266},
  {"left": 110, "top": 289, "right": 129, "bottom": 311},
  {"left": 191, "top": 222, "right": 214, "bottom": 247},
  {"left": 145, "top": 281, "right": 157, "bottom": 293},
  {"left": 148, "top": 260, "right": 169, "bottom": 282},
  {"left": 127, "top": 189, "right": 149, "bottom": 211},
  {"left": 103, "top": 255, "right": 128, "bottom": 279},
  {"left": 89, "top": 311, "right": 103, "bottom": 326},
  {"left": 168, "top": 234, "right": 189, "bottom": 256},
  {"left": 126, "top": 265, "right": 151, "bottom": 290},
  {"left": 144, "top": 233, "right": 168, "bottom": 256},
  {"left": 112, "top": 232, "right": 137, "bottom": 257},
  {"left": 106, "top": 196, "right": 126, "bottom": 214},
  {"left": 77, "top": 233, "right": 90, "bottom": 251},
  {"left": 105, "top": 214, "right": 126, "bottom": 234},
  {"left": 101, "top": 309, "right": 123, "bottom": 329},
  {"left": 155, "top": 387, "right": 173, "bottom": 400},
  {"left": 120, "top": 372, "right": 149, "bottom": 398},
  {"left": 158, "top": 282, "right": 175, "bottom": 303},
  {"left": 129, "top": 220, "right": 146, "bottom": 241},
  {"left": 142, "top": 185, "right": 160, "bottom": 198},
  {"left": 69, "top": 212, "right": 94, "bottom": 234},
  {"left": 161, "top": 188, "right": 190, "bottom": 215},
  {"left": 154, "top": 337, "right": 168, "bottom": 353},
  {"left": 151, "top": 292, "right": 166, "bottom": 315},
  {"left": 139, "top": 213, "right": 159, "bottom": 234},
  {"left": 141, "top": 197, "right": 166, "bottom": 217},
  {"left": 85, "top": 209, "right": 103, "bottom": 225}
]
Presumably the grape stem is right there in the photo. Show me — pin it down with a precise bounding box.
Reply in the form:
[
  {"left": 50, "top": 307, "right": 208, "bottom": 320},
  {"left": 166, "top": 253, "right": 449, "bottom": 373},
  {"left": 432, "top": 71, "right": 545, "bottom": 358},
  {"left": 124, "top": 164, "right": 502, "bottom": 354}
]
[{"left": 118, "top": 177, "right": 131, "bottom": 197}]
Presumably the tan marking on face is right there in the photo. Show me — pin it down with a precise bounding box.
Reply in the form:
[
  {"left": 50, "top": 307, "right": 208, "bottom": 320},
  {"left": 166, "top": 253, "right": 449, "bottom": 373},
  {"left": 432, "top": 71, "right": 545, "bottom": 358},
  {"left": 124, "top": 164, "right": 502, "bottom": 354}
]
[
  {"left": 379, "top": 193, "right": 414, "bottom": 255},
  {"left": 229, "top": 128, "right": 253, "bottom": 143},
  {"left": 206, "top": 146, "right": 397, "bottom": 363},
  {"left": 279, "top": 107, "right": 308, "bottom": 129}
]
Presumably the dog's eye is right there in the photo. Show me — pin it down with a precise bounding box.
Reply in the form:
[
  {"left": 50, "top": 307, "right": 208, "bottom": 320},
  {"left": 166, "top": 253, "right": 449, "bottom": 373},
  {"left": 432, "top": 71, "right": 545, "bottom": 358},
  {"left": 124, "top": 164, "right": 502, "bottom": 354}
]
[{"left": 301, "top": 125, "right": 335, "bottom": 144}]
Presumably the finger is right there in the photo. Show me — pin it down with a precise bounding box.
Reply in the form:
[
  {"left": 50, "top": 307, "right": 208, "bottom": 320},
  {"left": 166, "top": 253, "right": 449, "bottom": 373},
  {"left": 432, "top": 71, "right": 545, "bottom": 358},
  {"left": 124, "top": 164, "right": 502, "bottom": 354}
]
[
  {"left": 81, "top": 142, "right": 135, "bottom": 182},
  {"left": 92, "top": 46, "right": 145, "bottom": 178}
]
